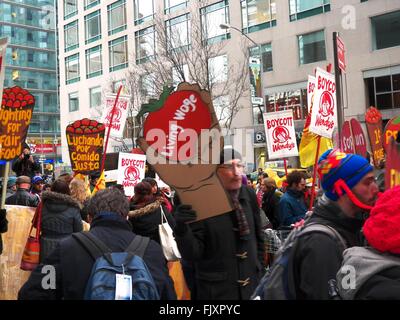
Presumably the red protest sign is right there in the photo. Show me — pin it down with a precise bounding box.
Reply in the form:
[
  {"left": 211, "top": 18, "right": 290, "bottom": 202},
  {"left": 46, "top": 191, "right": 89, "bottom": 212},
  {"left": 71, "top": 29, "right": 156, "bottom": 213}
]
[
  {"left": 365, "top": 107, "right": 384, "bottom": 167},
  {"left": 341, "top": 121, "right": 354, "bottom": 153},
  {"left": 350, "top": 119, "right": 367, "bottom": 158},
  {"left": 66, "top": 118, "right": 105, "bottom": 174},
  {"left": 141, "top": 86, "right": 212, "bottom": 162},
  {"left": 385, "top": 137, "right": 400, "bottom": 189},
  {"left": 0, "top": 86, "right": 35, "bottom": 160},
  {"left": 337, "top": 36, "right": 346, "bottom": 73},
  {"left": 383, "top": 115, "right": 400, "bottom": 151}
]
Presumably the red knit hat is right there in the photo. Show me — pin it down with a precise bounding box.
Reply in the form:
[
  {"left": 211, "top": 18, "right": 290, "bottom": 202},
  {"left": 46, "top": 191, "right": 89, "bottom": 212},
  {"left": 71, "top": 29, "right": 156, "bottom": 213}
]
[{"left": 363, "top": 186, "right": 400, "bottom": 254}]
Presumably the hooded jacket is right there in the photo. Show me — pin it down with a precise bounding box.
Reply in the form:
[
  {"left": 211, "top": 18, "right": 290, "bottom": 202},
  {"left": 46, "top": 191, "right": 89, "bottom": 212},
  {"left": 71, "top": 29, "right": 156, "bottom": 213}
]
[
  {"left": 337, "top": 246, "right": 400, "bottom": 300},
  {"left": 129, "top": 198, "right": 175, "bottom": 244},
  {"left": 292, "top": 195, "right": 365, "bottom": 299},
  {"left": 40, "top": 191, "right": 83, "bottom": 262}
]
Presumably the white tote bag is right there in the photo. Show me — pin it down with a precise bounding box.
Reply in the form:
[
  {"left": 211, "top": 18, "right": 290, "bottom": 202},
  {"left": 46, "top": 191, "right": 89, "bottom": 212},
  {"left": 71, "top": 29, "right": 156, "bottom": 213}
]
[{"left": 158, "top": 206, "right": 181, "bottom": 261}]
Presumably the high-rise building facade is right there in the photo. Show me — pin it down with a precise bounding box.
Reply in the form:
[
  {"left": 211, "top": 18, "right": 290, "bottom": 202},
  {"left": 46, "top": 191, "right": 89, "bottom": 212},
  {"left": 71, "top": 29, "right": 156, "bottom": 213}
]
[
  {"left": 57, "top": 0, "right": 400, "bottom": 170},
  {"left": 0, "top": 0, "right": 60, "bottom": 169}
]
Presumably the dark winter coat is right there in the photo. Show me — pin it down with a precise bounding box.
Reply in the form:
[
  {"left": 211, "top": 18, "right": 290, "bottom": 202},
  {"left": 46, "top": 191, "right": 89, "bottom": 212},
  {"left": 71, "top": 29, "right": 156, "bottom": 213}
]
[
  {"left": 18, "top": 213, "right": 177, "bottom": 300},
  {"left": 278, "top": 188, "right": 307, "bottom": 227},
  {"left": 39, "top": 191, "right": 83, "bottom": 263},
  {"left": 12, "top": 157, "right": 41, "bottom": 178},
  {"left": 129, "top": 198, "right": 175, "bottom": 245},
  {"left": 261, "top": 188, "right": 282, "bottom": 229},
  {"left": 337, "top": 246, "right": 400, "bottom": 300},
  {"left": 292, "top": 195, "right": 365, "bottom": 299},
  {"left": 174, "top": 185, "right": 265, "bottom": 300},
  {"left": 5, "top": 188, "right": 39, "bottom": 207},
  {"left": 0, "top": 209, "right": 7, "bottom": 255}
]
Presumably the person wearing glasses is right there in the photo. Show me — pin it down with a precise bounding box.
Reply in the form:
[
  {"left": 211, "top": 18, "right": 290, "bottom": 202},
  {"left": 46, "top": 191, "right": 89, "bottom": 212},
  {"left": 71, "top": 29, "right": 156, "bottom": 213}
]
[{"left": 172, "top": 147, "right": 265, "bottom": 300}]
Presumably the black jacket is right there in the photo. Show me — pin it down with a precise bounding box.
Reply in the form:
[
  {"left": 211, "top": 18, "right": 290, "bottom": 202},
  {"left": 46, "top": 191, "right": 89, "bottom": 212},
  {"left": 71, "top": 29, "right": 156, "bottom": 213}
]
[
  {"left": 39, "top": 191, "right": 83, "bottom": 263},
  {"left": 12, "top": 157, "right": 41, "bottom": 178},
  {"left": 129, "top": 198, "right": 175, "bottom": 245},
  {"left": 292, "top": 195, "right": 365, "bottom": 300},
  {"left": 356, "top": 267, "right": 400, "bottom": 299},
  {"left": 5, "top": 188, "right": 39, "bottom": 207},
  {"left": 261, "top": 188, "right": 281, "bottom": 229},
  {"left": 0, "top": 209, "right": 7, "bottom": 255},
  {"left": 18, "top": 213, "right": 177, "bottom": 300},
  {"left": 174, "top": 185, "right": 265, "bottom": 300}
]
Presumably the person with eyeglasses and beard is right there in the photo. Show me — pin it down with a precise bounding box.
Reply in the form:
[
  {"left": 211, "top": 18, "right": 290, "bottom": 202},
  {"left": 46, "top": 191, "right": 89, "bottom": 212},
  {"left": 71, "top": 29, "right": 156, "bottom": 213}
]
[{"left": 172, "top": 147, "right": 265, "bottom": 300}]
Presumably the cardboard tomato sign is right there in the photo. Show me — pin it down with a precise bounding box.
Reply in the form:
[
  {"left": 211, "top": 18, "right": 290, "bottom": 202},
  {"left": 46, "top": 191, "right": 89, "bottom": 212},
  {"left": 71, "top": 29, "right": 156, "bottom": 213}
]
[
  {"left": 365, "top": 107, "right": 384, "bottom": 167},
  {"left": 383, "top": 115, "right": 400, "bottom": 151},
  {"left": 263, "top": 110, "right": 298, "bottom": 160},
  {"left": 66, "top": 118, "right": 105, "bottom": 174},
  {"left": 341, "top": 121, "right": 355, "bottom": 154},
  {"left": 350, "top": 119, "right": 367, "bottom": 157},
  {"left": 385, "top": 136, "right": 400, "bottom": 190},
  {"left": 309, "top": 68, "right": 337, "bottom": 138},
  {"left": 101, "top": 94, "right": 130, "bottom": 138},
  {"left": 117, "top": 152, "right": 146, "bottom": 197},
  {"left": 137, "top": 82, "right": 233, "bottom": 221},
  {"left": 0, "top": 86, "right": 35, "bottom": 160}
]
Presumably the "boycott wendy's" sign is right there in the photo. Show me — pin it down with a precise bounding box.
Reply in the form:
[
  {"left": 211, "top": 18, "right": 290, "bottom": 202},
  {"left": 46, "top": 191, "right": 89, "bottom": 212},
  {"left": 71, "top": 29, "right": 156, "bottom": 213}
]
[
  {"left": 310, "top": 68, "right": 337, "bottom": 138},
  {"left": 264, "top": 110, "right": 298, "bottom": 160}
]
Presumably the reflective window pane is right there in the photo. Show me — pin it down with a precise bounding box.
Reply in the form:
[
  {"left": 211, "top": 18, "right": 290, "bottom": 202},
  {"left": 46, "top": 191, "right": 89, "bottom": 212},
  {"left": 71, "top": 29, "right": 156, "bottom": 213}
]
[
  {"left": 372, "top": 10, "right": 400, "bottom": 50},
  {"left": 90, "top": 86, "right": 102, "bottom": 108},
  {"left": 298, "top": 30, "right": 326, "bottom": 64}
]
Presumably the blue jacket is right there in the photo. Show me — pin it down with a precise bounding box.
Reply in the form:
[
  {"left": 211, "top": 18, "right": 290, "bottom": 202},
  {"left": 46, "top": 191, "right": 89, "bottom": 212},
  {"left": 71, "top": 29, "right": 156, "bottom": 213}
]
[{"left": 279, "top": 189, "right": 307, "bottom": 227}]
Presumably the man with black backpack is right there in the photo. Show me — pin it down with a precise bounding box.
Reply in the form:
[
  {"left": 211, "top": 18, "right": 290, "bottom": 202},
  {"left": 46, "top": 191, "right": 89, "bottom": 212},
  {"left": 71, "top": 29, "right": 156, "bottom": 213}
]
[
  {"left": 18, "top": 188, "right": 176, "bottom": 300},
  {"left": 253, "top": 149, "right": 379, "bottom": 300}
]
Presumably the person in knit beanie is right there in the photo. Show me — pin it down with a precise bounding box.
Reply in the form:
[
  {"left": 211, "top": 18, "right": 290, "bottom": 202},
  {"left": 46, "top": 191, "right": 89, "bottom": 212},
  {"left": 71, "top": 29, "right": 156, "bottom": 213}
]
[
  {"left": 336, "top": 186, "right": 400, "bottom": 299},
  {"left": 289, "top": 148, "right": 379, "bottom": 299}
]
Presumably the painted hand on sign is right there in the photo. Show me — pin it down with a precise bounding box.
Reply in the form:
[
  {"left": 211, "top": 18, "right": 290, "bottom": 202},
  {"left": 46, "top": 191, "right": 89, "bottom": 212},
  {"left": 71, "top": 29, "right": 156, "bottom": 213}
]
[
  {"left": 0, "top": 86, "right": 35, "bottom": 160},
  {"left": 137, "top": 82, "right": 232, "bottom": 221}
]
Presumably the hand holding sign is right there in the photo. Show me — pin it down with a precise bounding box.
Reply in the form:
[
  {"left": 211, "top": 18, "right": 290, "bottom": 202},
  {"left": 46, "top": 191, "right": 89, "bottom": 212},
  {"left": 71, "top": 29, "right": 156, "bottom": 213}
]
[{"left": 137, "top": 82, "right": 232, "bottom": 221}]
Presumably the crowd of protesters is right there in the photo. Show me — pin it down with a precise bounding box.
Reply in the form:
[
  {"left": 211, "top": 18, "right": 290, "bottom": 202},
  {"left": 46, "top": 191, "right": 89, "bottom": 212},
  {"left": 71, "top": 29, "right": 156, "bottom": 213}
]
[{"left": 0, "top": 144, "right": 398, "bottom": 300}]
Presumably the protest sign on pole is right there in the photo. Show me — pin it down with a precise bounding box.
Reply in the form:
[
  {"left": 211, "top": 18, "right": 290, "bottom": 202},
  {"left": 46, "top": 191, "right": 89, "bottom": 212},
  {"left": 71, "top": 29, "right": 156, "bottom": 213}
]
[
  {"left": 66, "top": 118, "right": 105, "bottom": 174},
  {"left": 101, "top": 93, "right": 130, "bottom": 138},
  {"left": 117, "top": 152, "right": 146, "bottom": 197},
  {"left": 383, "top": 115, "right": 400, "bottom": 151},
  {"left": 385, "top": 135, "right": 400, "bottom": 190},
  {"left": 350, "top": 119, "right": 367, "bottom": 158},
  {"left": 309, "top": 67, "right": 337, "bottom": 138},
  {"left": 263, "top": 110, "right": 298, "bottom": 160},
  {"left": 365, "top": 106, "right": 384, "bottom": 167},
  {"left": 307, "top": 75, "right": 316, "bottom": 112},
  {"left": 341, "top": 121, "right": 355, "bottom": 154}
]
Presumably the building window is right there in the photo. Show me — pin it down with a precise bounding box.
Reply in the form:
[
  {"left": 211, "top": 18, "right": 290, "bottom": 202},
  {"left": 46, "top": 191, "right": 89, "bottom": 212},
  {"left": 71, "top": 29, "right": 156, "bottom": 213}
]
[
  {"left": 201, "top": 0, "right": 230, "bottom": 45},
  {"left": 298, "top": 30, "right": 326, "bottom": 65},
  {"left": 141, "top": 73, "right": 157, "bottom": 97},
  {"left": 208, "top": 55, "right": 228, "bottom": 85},
  {"left": 64, "top": 20, "right": 78, "bottom": 52},
  {"left": 266, "top": 89, "right": 308, "bottom": 120},
  {"left": 366, "top": 73, "right": 400, "bottom": 110},
  {"left": 172, "top": 64, "right": 190, "bottom": 87},
  {"left": 108, "top": 0, "right": 127, "bottom": 36},
  {"left": 134, "top": 0, "right": 154, "bottom": 25},
  {"left": 241, "top": 0, "right": 277, "bottom": 33},
  {"left": 250, "top": 43, "right": 273, "bottom": 72},
  {"left": 85, "top": 10, "right": 101, "bottom": 44},
  {"left": 65, "top": 53, "right": 80, "bottom": 84},
  {"left": 371, "top": 11, "right": 400, "bottom": 51},
  {"left": 165, "top": 0, "right": 187, "bottom": 14},
  {"left": 85, "top": 0, "right": 100, "bottom": 10},
  {"left": 64, "top": 0, "right": 77, "bottom": 19},
  {"left": 90, "top": 86, "right": 102, "bottom": 108},
  {"left": 86, "top": 45, "right": 102, "bottom": 79},
  {"left": 109, "top": 36, "right": 128, "bottom": 72},
  {"left": 135, "top": 26, "right": 155, "bottom": 64},
  {"left": 166, "top": 14, "right": 190, "bottom": 51},
  {"left": 289, "top": 0, "right": 330, "bottom": 22},
  {"left": 69, "top": 92, "right": 79, "bottom": 112}
]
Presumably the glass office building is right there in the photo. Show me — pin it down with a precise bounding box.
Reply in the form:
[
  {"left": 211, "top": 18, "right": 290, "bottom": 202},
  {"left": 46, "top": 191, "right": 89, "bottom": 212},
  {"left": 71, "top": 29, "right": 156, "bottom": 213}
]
[{"left": 0, "top": 0, "right": 60, "bottom": 166}]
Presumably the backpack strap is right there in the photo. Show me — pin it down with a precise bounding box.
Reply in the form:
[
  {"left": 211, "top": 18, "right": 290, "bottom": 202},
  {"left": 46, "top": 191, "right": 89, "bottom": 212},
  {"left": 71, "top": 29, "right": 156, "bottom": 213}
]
[
  {"left": 72, "top": 232, "right": 111, "bottom": 261},
  {"left": 299, "top": 223, "right": 348, "bottom": 252},
  {"left": 125, "top": 235, "right": 150, "bottom": 258}
]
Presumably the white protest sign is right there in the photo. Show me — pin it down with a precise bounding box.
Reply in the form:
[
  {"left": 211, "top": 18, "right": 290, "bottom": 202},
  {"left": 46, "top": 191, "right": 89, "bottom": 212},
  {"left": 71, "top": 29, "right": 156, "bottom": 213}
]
[
  {"left": 307, "top": 75, "right": 316, "bottom": 112},
  {"left": 101, "top": 94, "right": 130, "bottom": 138},
  {"left": 117, "top": 152, "right": 146, "bottom": 197},
  {"left": 309, "top": 67, "right": 337, "bottom": 138},
  {"left": 263, "top": 110, "right": 298, "bottom": 160}
]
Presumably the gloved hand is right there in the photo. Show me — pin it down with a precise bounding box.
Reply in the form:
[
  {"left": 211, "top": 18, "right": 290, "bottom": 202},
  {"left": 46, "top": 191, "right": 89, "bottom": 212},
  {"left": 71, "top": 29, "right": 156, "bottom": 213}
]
[{"left": 173, "top": 204, "right": 197, "bottom": 235}]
